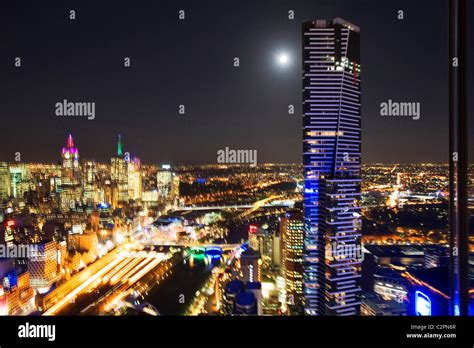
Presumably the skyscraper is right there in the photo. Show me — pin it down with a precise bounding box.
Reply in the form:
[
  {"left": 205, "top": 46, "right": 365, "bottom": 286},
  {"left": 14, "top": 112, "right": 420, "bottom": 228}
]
[
  {"left": 240, "top": 248, "right": 262, "bottom": 283},
  {"left": 60, "top": 134, "right": 82, "bottom": 211},
  {"left": 0, "top": 162, "right": 11, "bottom": 200},
  {"left": 156, "top": 165, "right": 173, "bottom": 201},
  {"left": 82, "top": 160, "right": 97, "bottom": 206},
  {"left": 302, "top": 18, "right": 362, "bottom": 316},
  {"left": 280, "top": 210, "right": 304, "bottom": 312},
  {"left": 111, "top": 134, "right": 129, "bottom": 206},
  {"left": 127, "top": 157, "right": 142, "bottom": 201},
  {"left": 9, "top": 163, "right": 32, "bottom": 199}
]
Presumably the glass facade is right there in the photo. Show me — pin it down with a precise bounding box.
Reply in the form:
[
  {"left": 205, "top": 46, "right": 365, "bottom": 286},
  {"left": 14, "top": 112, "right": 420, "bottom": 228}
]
[{"left": 303, "top": 18, "right": 362, "bottom": 315}]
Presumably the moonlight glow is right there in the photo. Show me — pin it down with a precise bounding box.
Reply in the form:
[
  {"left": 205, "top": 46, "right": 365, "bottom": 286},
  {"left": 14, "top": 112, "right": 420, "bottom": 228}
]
[{"left": 277, "top": 52, "right": 290, "bottom": 66}]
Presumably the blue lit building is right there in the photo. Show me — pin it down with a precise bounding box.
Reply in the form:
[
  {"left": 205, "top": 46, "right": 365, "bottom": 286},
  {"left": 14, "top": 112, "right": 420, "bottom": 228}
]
[
  {"left": 222, "top": 280, "right": 262, "bottom": 315},
  {"left": 234, "top": 292, "right": 257, "bottom": 315},
  {"left": 302, "top": 18, "right": 362, "bottom": 315},
  {"left": 405, "top": 267, "right": 450, "bottom": 316}
]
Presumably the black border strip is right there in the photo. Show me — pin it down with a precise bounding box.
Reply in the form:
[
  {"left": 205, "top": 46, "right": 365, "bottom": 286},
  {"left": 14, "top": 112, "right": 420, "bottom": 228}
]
[{"left": 448, "top": 0, "right": 469, "bottom": 316}]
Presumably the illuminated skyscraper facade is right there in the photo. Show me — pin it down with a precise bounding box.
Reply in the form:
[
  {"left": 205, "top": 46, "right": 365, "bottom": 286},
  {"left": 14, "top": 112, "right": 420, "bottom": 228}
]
[
  {"left": 280, "top": 210, "right": 304, "bottom": 312},
  {"left": 83, "top": 160, "right": 97, "bottom": 206},
  {"left": 127, "top": 157, "right": 142, "bottom": 201},
  {"left": 0, "top": 163, "right": 11, "bottom": 200},
  {"left": 60, "top": 134, "right": 82, "bottom": 211},
  {"left": 302, "top": 18, "right": 362, "bottom": 315},
  {"left": 9, "top": 163, "right": 32, "bottom": 199},
  {"left": 111, "top": 134, "right": 129, "bottom": 205},
  {"left": 240, "top": 248, "right": 262, "bottom": 283},
  {"left": 157, "top": 166, "right": 173, "bottom": 201}
]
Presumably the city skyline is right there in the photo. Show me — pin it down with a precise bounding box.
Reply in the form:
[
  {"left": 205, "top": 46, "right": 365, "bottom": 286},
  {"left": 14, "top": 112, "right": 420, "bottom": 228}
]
[
  {"left": 0, "top": 0, "right": 472, "bottom": 330},
  {"left": 0, "top": 131, "right": 460, "bottom": 166},
  {"left": 1, "top": 0, "right": 471, "bottom": 165}
]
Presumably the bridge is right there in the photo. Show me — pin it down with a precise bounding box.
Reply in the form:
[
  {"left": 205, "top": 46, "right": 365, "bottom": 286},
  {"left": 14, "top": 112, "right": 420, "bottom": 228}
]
[
  {"left": 140, "top": 242, "right": 242, "bottom": 252},
  {"left": 173, "top": 195, "right": 294, "bottom": 212},
  {"left": 123, "top": 300, "right": 160, "bottom": 316}
]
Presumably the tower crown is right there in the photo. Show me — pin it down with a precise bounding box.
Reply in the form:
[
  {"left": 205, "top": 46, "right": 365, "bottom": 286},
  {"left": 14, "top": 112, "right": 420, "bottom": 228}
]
[
  {"left": 67, "top": 134, "right": 74, "bottom": 148},
  {"left": 117, "top": 134, "right": 123, "bottom": 156}
]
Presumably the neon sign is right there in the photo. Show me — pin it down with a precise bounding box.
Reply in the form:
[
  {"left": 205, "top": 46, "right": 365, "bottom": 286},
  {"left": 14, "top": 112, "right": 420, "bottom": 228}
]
[{"left": 415, "top": 291, "right": 432, "bottom": 316}]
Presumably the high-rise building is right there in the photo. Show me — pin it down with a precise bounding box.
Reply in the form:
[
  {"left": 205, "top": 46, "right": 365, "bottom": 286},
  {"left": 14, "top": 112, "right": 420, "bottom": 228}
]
[
  {"left": 0, "top": 260, "right": 35, "bottom": 315},
  {"left": 302, "top": 18, "right": 362, "bottom": 315},
  {"left": 240, "top": 248, "right": 261, "bottom": 283},
  {"left": 127, "top": 157, "right": 142, "bottom": 201},
  {"left": 0, "top": 162, "right": 11, "bottom": 201},
  {"left": 360, "top": 292, "right": 406, "bottom": 316},
  {"left": 82, "top": 160, "right": 97, "bottom": 206},
  {"left": 157, "top": 165, "right": 173, "bottom": 201},
  {"left": 111, "top": 134, "right": 128, "bottom": 205},
  {"left": 172, "top": 174, "right": 180, "bottom": 205},
  {"left": 141, "top": 164, "right": 159, "bottom": 207},
  {"left": 248, "top": 224, "right": 259, "bottom": 250},
  {"left": 280, "top": 210, "right": 304, "bottom": 311},
  {"left": 272, "top": 234, "right": 281, "bottom": 267},
  {"left": 60, "top": 135, "right": 82, "bottom": 211},
  {"left": 28, "top": 241, "right": 60, "bottom": 290},
  {"left": 9, "top": 163, "right": 32, "bottom": 199}
]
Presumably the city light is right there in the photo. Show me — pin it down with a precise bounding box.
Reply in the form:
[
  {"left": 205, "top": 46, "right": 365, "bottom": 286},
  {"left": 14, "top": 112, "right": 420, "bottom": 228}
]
[
  {"left": 0, "top": 8, "right": 467, "bottom": 331},
  {"left": 415, "top": 291, "right": 432, "bottom": 316}
]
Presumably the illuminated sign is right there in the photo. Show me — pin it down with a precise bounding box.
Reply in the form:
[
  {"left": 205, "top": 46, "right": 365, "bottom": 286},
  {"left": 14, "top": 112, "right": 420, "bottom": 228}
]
[
  {"left": 71, "top": 224, "right": 83, "bottom": 234},
  {"left": 98, "top": 202, "right": 110, "bottom": 209},
  {"left": 249, "top": 225, "right": 257, "bottom": 234},
  {"left": 415, "top": 291, "right": 432, "bottom": 316}
]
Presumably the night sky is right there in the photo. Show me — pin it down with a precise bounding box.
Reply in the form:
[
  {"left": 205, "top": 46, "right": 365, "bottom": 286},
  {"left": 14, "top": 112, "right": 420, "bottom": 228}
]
[{"left": 0, "top": 0, "right": 472, "bottom": 165}]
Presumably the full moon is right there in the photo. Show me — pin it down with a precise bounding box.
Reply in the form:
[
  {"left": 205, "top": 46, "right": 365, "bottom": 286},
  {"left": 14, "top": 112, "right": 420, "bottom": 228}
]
[{"left": 277, "top": 52, "right": 289, "bottom": 66}]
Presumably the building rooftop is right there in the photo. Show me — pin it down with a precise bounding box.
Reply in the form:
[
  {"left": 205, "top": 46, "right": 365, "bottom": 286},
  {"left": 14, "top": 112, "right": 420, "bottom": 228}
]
[
  {"left": 332, "top": 17, "right": 360, "bottom": 32},
  {"left": 236, "top": 292, "right": 256, "bottom": 306},
  {"left": 364, "top": 245, "right": 425, "bottom": 258},
  {"left": 406, "top": 267, "right": 450, "bottom": 297},
  {"left": 246, "top": 282, "right": 262, "bottom": 290},
  {"left": 241, "top": 248, "right": 261, "bottom": 258}
]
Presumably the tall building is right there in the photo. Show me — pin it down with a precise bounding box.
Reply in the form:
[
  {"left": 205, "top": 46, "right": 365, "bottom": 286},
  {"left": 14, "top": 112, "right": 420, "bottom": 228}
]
[
  {"left": 60, "top": 134, "right": 82, "bottom": 211},
  {"left": 360, "top": 292, "right": 406, "bottom": 316},
  {"left": 28, "top": 241, "right": 60, "bottom": 290},
  {"left": 302, "top": 18, "right": 362, "bottom": 315},
  {"left": 0, "top": 162, "right": 11, "bottom": 200},
  {"left": 111, "top": 134, "right": 129, "bottom": 205},
  {"left": 127, "top": 157, "right": 142, "bottom": 201},
  {"left": 157, "top": 165, "right": 173, "bottom": 202},
  {"left": 0, "top": 260, "right": 35, "bottom": 315},
  {"left": 280, "top": 210, "right": 304, "bottom": 311},
  {"left": 172, "top": 174, "right": 180, "bottom": 205},
  {"left": 248, "top": 224, "right": 259, "bottom": 250},
  {"left": 82, "top": 160, "right": 97, "bottom": 206},
  {"left": 141, "top": 164, "right": 159, "bottom": 207},
  {"left": 240, "top": 248, "right": 261, "bottom": 283},
  {"left": 9, "top": 163, "right": 32, "bottom": 199}
]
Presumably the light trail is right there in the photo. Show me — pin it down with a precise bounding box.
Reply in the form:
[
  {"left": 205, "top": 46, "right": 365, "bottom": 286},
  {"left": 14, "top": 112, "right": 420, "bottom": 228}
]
[
  {"left": 121, "top": 257, "right": 155, "bottom": 282},
  {"left": 43, "top": 255, "right": 125, "bottom": 315},
  {"left": 102, "top": 257, "right": 135, "bottom": 284},
  {"left": 110, "top": 257, "right": 145, "bottom": 285},
  {"left": 127, "top": 257, "right": 162, "bottom": 285}
]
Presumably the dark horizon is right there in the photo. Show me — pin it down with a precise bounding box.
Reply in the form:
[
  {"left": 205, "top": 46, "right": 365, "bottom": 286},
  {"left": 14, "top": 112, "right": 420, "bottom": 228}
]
[{"left": 1, "top": 0, "right": 473, "bottom": 165}]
